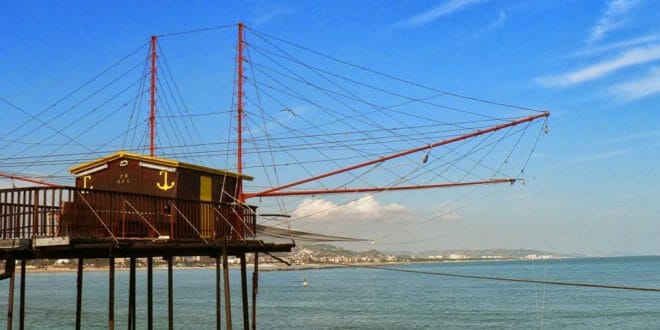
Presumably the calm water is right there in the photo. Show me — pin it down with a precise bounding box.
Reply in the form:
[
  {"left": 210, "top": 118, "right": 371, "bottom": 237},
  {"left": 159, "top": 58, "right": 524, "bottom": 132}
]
[{"left": 0, "top": 256, "right": 658, "bottom": 329}]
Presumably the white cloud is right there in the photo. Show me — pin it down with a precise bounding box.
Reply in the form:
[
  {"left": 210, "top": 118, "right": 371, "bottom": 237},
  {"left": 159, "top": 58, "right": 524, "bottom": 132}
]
[
  {"left": 568, "top": 149, "right": 632, "bottom": 165},
  {"left": 609, "top": 129, "right": 660, "bottom": 143},
  {"left": 472, "top": 10, "right": 507, "bottom": 37},
  {"left": 253, "top": 9, "right": 295, "bottom": 28},
  {"left": 589, "top": 0, "right": 638, "bottom": 43},
  {"left": 537, "top": 44, "right": 660, "bottom": 87},
  {"left": 611, "top": 67, "right": 660, "bottom": 100},
  {"left": 392, "top": 0, "right": 484, "bottom": 29},
  {"left": 573, "top": 34, "right": 660, "bottom": 57},
  {"left": 291, "top": 195, "right": 411, "bottom": 222}
]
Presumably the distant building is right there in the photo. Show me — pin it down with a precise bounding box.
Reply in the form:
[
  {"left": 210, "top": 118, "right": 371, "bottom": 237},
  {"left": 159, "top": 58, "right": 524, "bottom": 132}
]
[{"left": 449, "top": 254, "right": 467, "bottom": 260}]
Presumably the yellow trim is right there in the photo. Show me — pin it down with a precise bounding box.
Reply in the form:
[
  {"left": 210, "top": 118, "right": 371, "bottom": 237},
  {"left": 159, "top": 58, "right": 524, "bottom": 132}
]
[
  {"left": 69, "top": 151, "right": 253, "bottom": 181},
  {"left": 199, "top": 176, "right": 212, "bottom": 202},
  {"left": 200, "top": 176, "right": 213, "bottom": 238}
]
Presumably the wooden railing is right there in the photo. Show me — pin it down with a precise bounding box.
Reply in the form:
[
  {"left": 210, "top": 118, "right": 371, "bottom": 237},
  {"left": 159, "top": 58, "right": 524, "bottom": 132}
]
[{"left": 0, "top": 186, "right": 256, "bottom": 241}]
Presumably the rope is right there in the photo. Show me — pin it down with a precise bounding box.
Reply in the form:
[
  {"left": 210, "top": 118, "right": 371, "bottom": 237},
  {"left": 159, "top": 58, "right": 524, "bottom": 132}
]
[
  {"left": 246, "top": 26, "right": 547, "bottom": 113},
  {"left": 156, "top": 24, "right": 234, "bottom": 38},
  {"left": 341, "top": 263, "right": 660, "bottom": 293}
]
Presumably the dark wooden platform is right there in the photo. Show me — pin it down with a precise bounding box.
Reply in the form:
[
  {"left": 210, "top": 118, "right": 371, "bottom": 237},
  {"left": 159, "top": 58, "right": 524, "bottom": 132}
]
[{"left": 0, "top": 237, "right": 293, "bottom": 260}]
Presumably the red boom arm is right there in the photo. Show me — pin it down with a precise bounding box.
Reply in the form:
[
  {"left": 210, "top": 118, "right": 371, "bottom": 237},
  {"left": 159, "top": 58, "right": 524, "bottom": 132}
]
[{"left": 243, "top": 112, "right": 548, "bottom": 199}]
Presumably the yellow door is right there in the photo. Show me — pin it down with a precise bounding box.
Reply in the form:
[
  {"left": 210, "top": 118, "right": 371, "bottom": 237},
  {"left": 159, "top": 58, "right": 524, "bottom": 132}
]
[{"left": 200, "top": 176, "right": 213, "bottom": 238}]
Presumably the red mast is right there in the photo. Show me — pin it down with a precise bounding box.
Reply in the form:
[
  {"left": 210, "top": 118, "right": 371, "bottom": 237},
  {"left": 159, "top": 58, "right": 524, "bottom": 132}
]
[
  {"left": 149, "top": 35, "right": 158, "bottom": 157},
  {"left": 236, "top": 23, "right": 245, "bottom": 202}
]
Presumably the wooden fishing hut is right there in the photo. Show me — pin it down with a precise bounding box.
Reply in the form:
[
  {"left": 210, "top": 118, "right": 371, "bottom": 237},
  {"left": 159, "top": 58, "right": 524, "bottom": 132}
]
[
  {"left": 67, "top": 151, "right": 251, "bottom": 239},
  {"left": 0, "top": 151, "right": 294, "bottom": 329}
]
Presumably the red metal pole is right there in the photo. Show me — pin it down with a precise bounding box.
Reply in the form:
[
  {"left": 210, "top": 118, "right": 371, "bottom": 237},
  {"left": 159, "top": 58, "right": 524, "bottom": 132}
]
[
  {"left": 244, "top": 112, "right": 549, "bottom": 199},
  {"left": 150, "top": 35, "right": 158, "bottom": 157},
  {"left": 234, "top": 23, "right": 247, "bottom": 240},
  {"left": 248, "top": 178, "right": 515, "bottom": 198},
  {"left": 0, "top": 172, "right": 59, "bottom": 187},
  {"left": 237, "top": 23, "right": 245, "bottom": 202}
]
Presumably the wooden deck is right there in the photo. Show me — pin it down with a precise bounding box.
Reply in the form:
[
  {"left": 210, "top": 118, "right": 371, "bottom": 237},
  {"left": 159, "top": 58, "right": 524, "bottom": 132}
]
[
  {"left": 0, "top": 237, "right": 293, "bottom": 260},
  {"left": 0, "top": 186, "right": 259, "bottom": 242},
  {"left": 0, "top": 186, "right": 293, "bottom": 329}
]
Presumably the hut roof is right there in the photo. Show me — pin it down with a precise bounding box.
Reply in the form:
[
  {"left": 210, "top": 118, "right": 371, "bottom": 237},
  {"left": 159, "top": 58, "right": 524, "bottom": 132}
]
[{"left": 69, "top": 151, "right": 253, "bottom": 181}]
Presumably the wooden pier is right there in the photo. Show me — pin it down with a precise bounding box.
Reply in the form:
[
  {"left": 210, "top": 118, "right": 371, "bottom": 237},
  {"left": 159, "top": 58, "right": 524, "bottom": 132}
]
[{"left": 0, "top": 154, "right": 294, "bottom": 329}]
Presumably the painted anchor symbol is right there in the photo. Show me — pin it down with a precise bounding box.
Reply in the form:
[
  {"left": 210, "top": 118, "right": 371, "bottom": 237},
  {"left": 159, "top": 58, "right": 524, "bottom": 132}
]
[{"left": 157, "top": 170, "right": 175, "bottom": 191}]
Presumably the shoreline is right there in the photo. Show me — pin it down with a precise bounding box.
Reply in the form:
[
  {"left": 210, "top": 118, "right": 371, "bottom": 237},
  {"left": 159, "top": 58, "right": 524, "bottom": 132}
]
[{"left": 16, "top": 256, "right": 599, "bottom": 274}]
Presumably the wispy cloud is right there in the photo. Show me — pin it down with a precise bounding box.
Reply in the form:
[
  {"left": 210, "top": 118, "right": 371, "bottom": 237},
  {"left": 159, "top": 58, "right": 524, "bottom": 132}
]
[
  {"left": 392, "top": 0, "right": 484, "bottom": 29},
  {"left": 611, "top": 67, "right": 660, "bottom": 100},
  {"left": 473, "top": 10, "right": 507, "bottom": 36},
  {"left": 573, "top": 34, "right": 660, "bottom": 57},
  {"left": 568, "top": 148, "right": 632, "bottom": 165},
  {"left": 253, "top": 9, "right": 295, "bottom": 28},
  {"left": 537, "top": 44, "right": 660, "bottom": 87},
  {"left": 609, "top": 129, "right": 660, "bottom": 143},
  {"left": 589, "top": 0, "right": 638, "bottom": 43}
]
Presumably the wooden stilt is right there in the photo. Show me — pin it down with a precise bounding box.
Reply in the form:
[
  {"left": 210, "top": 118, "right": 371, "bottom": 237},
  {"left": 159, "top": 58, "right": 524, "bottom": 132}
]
[
  {"left": 147, "top": 257, "right": 153, "bottom": 330},
  {"left": 129, "top": 257, "right": 136, "bottom": 330},
  {"left": 76, "top": 258, "right": 83, "bottom": 330},
  {"left": 251, "top": 253, "right": 258, "bottom": 330},
  {"left": 216, "top": 254, "right": 222, "bottom": 330},
  {"left": 19, "top": 259, "right": 25, "bottom": 330},
  {"left": 223, "top": 249, "right": 232, "bottom": 330},
  {"left": 240, "top": 254, "right": 249, "bottom": 330},
  {"left": 109, "top": 257, "right": 115, "bottom": 330},
  {"left": 168, "top": 257, "right": 174, "bottom": 330},
  {"left": 6, "top": 258, "right": 15, "bottom": 330}
]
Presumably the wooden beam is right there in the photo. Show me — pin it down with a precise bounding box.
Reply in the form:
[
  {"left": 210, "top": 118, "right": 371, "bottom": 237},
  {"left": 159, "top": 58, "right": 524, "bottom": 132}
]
[
  {"left": 167, "top": 258, "right": 174, "bottom": 330},
  {"left": 76, "top": 258, "right": 83, "bottom": 330},
  {"left": 147, "top": 257, "right": 153, "bottom": 330},
  {"left": 6, "top": 258, "right": 15, "bottom": 330},
  {"left": 216, "top": 254, "right": 222, "bottom": 330},
  {"left": 251, "top": 253, "right": 258, "bottom": 330},
  {"left": 19, "top": 260, "right": 25, "bottom": 330},
  {"left": 109, "top": 257, "right": 115, "bottom": 330},
  {"left": 129, "top": 257, "right": 136, "bottom": 330},
  {"left": 240, "top": 254, "right": 249, "bottom": 330},
  {"left": 223, "top": 249, "right": 232, "bottom": 330}
]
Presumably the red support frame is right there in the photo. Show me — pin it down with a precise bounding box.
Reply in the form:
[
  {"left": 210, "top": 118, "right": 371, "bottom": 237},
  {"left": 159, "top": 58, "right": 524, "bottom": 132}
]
[
  {"left": 249, "top": 178, "right": 516, "bottom": 198},
  {"left": 243, "top": 112, "right": 548, "bottom": 199}
]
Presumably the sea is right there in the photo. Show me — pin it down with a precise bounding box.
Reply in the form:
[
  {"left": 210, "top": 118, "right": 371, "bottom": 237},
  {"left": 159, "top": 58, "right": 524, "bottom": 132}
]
[{"left": 0, "top": 256, "right": 658, "bottom": 329}]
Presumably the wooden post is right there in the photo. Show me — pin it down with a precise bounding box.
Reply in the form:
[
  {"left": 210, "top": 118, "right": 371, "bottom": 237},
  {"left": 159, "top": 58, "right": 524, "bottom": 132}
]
[
  {"left": 19, "top": 259, "right": 26, "bottom": 330},
  {"left": 216, "top": 254, "right": 222, "bottom": 330},
  {"left": 240, "top": 254, "right": 249, "bottom": 330},
  {"left": 223, "top": 249, "right": 232, "bottom": 330},
  {"left": 109, "top": 257, "right": 115, "bottom": 330},
  {"left": 251, "top": 253, "right": 258, "bottom": 330},
  {"left": 6, "top": 258, "right": 15, "bottom": 330},
  {"left": 147, "top": 257, "right": 153, "bottom": 330},
  {"left": 129, "top": 257, "right": 136, "bottom": 330},
  {"left": 76, "top": 258, "right": 83, "bottom": 330},
  {"left": 168, "top": 257, "right": 174, "bottom": 330}
]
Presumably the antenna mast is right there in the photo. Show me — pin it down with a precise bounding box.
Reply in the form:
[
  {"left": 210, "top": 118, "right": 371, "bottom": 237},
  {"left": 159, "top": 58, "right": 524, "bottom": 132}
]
[{"left": 149, "top": 35, "right": 158, "bottom": 157}]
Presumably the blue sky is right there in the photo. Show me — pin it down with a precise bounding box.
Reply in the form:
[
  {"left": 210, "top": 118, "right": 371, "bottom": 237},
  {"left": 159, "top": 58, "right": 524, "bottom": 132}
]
[{"left": 1, "top": 0, "right": 659, "bottom": 255}]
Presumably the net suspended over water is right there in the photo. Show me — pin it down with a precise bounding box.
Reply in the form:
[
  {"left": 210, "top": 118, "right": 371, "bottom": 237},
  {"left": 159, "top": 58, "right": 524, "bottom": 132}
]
[{"left": 0, "top": 24, "right": 549, "bottom": 243}]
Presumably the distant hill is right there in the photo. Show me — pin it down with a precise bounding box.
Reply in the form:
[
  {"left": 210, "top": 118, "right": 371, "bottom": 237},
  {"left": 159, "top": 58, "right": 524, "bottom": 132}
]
[{"left": 296, "top": 244, "right": 566, "bottom": 260}]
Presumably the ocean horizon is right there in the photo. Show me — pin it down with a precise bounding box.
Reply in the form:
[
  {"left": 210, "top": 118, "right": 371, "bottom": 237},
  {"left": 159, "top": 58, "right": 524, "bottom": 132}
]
[{"left": 0, "top": 256, "right": 658, "bottom": 329}]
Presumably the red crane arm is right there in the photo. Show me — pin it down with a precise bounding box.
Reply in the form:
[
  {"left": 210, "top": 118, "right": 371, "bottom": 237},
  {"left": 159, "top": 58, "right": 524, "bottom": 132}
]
[
  {"left": 243, "top": 112, "right": 548, "bottom": 200},
  {"left": 0, "top": 172, "right": 59, "bottom": 187},
  {"left": 247, "top": 178, "right": 515, "bottom": 198}
]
